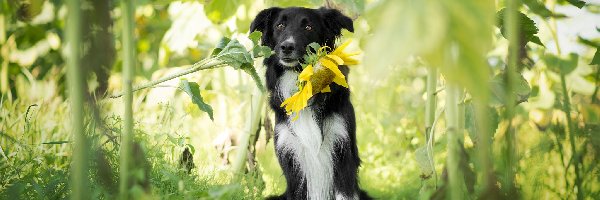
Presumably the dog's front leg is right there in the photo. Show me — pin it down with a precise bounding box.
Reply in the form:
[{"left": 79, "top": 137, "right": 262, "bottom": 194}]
[
  {"left": 274, "top": 123, "right": 308, "bottom": 199},
  {"left": 326, "top": 110, "right": 361, "bottom": 200}
]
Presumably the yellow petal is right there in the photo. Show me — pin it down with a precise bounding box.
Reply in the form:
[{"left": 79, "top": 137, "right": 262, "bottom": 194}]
[
  {"left": 300, "top": 82, "right": 312, "bottom": 107},
  {"left": 326, "top": 55, "right": 344, "bottom": 65},
  {"left": 333, "top": 75, "right": 349, "bottom": 88},
  {"left": 298, "top": 65, "right": 314, "bottom": 81},
  {"left": 291, "top": 113, "right": 300, "bottom": 121},
  {"left": 320, "top": 58, "right": 345, "bottom": 79},
  {"left": 342, "top": 57, "right": 359, "bottom": 65},
  {"left": 320, "top": 85, "right": 331, "bottom": 93},
  {"left": 344, "top": 51, "right": 361, "bottom": 57},
  {"left": 280, "top": 93, "right": 294, "bottom": 108},
  {"left": 331, "top": 39, "right": 352, "bottom": 55}
]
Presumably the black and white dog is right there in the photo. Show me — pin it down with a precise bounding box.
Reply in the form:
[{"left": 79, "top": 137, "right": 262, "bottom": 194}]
[{"left": 250, "top": 7, "right": 370, "bottom": 200}]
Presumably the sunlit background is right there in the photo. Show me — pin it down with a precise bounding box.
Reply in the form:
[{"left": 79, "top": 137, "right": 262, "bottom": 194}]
[{"left": 1, "top": 0, "right": 599, "bottom": 199}]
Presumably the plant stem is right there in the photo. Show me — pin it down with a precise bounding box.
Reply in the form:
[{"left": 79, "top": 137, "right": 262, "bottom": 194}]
[
  {"left": 420, "top": 66, "right": 438, "bottom": 199},
  {"left": 66, "top": 0, "right": 88, "bottom": 198},
  {"left": 474, "top": 97, "right": 494, "bottom": 193},
  {"left": 109, "top": 57, "right": 225, "bottom": 98},
  {"left": 120, "top": 0, "right": 135, "bottom": 198},
  {"left": 560, "top": 73, "right": 584, "bottom": 200},
  {"left": 232, "top": 90, "right": 265, "bottom": 176},
  {"left": 446, "top": 83, "right": 464, "bottom": 200},
  {"left": 425, "top": 67, "right": 438, "bottom": 140},
  {"left": 503, "top": 0, "right": 520, "bottom": 196}
]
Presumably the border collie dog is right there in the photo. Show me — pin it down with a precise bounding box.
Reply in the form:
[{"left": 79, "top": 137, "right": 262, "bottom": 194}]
[{"left": 250, "top": 7, "right": 370, "bottom": 200}]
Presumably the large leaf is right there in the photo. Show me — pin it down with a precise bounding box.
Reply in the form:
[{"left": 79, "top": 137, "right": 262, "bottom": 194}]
[
  {"left": 210, "top": 37, "right": 232, "bottom": 57},
  {"left": 464, "top": 102, "right": 499, "bottom": 142},
  {"left": 542, "top": 53, "right": 579, "bottom": 75},
  {"left": 365, "top": 0, "right": 448, "bottom": 72},
  {"left": 331, "top": 0, "right": 365, "bottom": 16},
  {"left": 496, "top": 8, "right": 544, "bottom": 46},
  {"left": 180, "top": 80, "right": 214, "bottom": 121},
  {"left": 210, "top": 35, "right": 268, "bottom": 92},
  {"left": 522, "top": 0, "right": 567, "bottom": 18},
  {"left": 489, "top": 72, "right": 532, "bottom": 107},
  {"left": 438, "top": 0, "right": 495, "bottom": 98},
  {"left": 365, "top": 0, "right": 494, "bottom": 97},
  {"left": 212, "top": 38, "right": 253, "bottom": 69},
  {"left": 204, "top": 0, "right": 243, "bottom": 24}
]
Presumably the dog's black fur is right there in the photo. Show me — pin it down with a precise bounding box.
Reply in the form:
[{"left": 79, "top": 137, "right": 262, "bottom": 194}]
[{"left": 250, "top": 7, "right": 370, "bottom": 200}]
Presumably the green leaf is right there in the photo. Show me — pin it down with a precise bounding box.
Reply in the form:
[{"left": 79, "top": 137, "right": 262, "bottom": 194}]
[
  {"left": 565, "top": 0, "right": 586, "bottom": 8},
  {"left": 248, "top": 31, "right": 262, "bottom": 47},
  {"left": 212, "top": 35, "right": 269, "bottom": 92},
  {"left": 465, "top": 102, "right": 499, "bottom": 142},
  {"left": 307, "top": 42, "right": 321, "bottom": 52},
  {"left": 415, "top": 146, "right": 434, "bottom": 179},
  {"left": 252, "top": 46, "right": 272, "bottom": 58},
  {"left": 576, "top": 37, "right": 600, "bottom": 65},
  {"left": 542, "top": 53, "right": 579, "bottom": 74},
  {"left": 179, "top": 80, "right": 214, "bottom": 121},
  {"left": 211, "top": 37, "right": 232, "bottom": 57},
  {"left": 577, "top": 36, "right": 600, "bottom": 47},
  {"left": 332, "top": 0, "right": 366, "bottom": 16},
  {"left": 496, "top": 8, "right": 544, "bottom": 46},
  {"left": 204, "top": 0, "right": 242, "bottom": 24},
  {"left": 591, "top": 48, "right": 600, "bottom": 65},
  {"left": 213, "top": 38, "right": 253, "bottom": 69},
  {"left": 42, "top": 141, "right": 70, "bottom": 145},
  {"left": 522, "top": 0, "right": 567, "bottom": 18},
  {"left": 438, "top": 0, "right": 495, "bottom": 98},
  {"left": 489, "top": 72, "right": 532, "bottom": 107}
]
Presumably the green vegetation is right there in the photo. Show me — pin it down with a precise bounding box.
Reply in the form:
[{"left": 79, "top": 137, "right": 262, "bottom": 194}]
[{"left": 1, "top": 0, "right": 599, "bottom": 199}]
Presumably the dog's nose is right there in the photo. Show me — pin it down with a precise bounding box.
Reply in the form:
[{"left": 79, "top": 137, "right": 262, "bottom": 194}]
[{"left": 280, "top": 41, "right": 295, "bottom": 54}]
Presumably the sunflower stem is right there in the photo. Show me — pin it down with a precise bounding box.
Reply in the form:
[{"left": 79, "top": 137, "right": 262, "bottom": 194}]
[
  {"left": 119, "top": 0, "right": 135, "bottom": 198},
  {"left": 503, "top": 0, "right": 520, "bottom": 196},
  {"left": 66, "top": 0, "right": 88, "bottom": 198}
]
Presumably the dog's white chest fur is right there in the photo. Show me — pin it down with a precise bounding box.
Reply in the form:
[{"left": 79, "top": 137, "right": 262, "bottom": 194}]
[{"left": 275, "top": 71, "right": 353, "bottom": 199}]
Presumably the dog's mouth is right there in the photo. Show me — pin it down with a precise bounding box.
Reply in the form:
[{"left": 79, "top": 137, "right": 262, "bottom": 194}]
[
  {"left": 279, "top": 57, "right": 300, "bottom": 67},
  {"left": 281, "top": 57, "right": 296, "bottom": 62}
]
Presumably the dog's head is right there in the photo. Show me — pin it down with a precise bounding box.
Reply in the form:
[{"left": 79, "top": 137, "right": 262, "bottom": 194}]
[{"left": 250, "top": 7, "right": 354, "bottom": 68}]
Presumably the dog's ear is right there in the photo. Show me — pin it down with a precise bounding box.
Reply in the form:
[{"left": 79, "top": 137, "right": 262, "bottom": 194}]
[
  {"left": 250, "top": 7, "right": 282, "bottom": 47},
  {"left": 319, "top": 7, "right": 354, "bottom": 35}
]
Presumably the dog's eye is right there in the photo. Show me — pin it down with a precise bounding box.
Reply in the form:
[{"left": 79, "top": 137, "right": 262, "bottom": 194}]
[
  {"left": 305, "top": 25, "right": 312, "bottom": 31},
  {"left": 276, "top": 24, "right": 285, "bottom": 30}
]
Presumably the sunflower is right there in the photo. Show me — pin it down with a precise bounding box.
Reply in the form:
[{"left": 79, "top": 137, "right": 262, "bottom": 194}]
[{"left": 280, "top": 39, "right": 360, "bottom": 120}]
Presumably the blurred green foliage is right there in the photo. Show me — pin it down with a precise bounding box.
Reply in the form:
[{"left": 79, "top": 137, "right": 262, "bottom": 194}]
[{"left": 1, "top": 0, "right": 599, "bottom": 199}]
